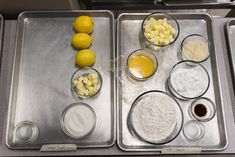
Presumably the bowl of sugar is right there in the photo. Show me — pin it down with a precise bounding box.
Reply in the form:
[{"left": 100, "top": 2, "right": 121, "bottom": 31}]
[{"left": 60, "top": 102, "right": 96, "bottom": 139}]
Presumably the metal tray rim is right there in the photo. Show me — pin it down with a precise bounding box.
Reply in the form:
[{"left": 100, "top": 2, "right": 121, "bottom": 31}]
[
  {"left": 162, "top": 0, "right": 235, "bottom": 6},
  {"left": 225, "top": 18, "right": 235, "bottom": 80},
  {"left": 116, "top": 12, "right": 214, "bottom": 21},
  {"left": 17, "top": 10, "right": 115, "bottom": 20},
  {"left": 0, "top": 14, "right": 3, "bottom": 62},
  {"left": 116, "top": 12, "right": 228, "bottom": 152},
  {"left": 6, "top": 10, "right": 116, "bottom": 149}
]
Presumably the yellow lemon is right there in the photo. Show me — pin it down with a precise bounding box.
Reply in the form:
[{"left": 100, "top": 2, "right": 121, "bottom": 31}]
[
  {"left": 72, "top": 16, "right": 94, "bottom": 34},
  {"left": 71, "top": 33, "right": 92, "bottom": 49},
  {"left": 75, "top": 49, "right": 96, "bottom": 67}
]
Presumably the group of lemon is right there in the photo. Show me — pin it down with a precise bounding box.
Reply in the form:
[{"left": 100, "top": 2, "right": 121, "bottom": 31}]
[{"left": 71, "top": 16, "right": 96, "bottom": 67}]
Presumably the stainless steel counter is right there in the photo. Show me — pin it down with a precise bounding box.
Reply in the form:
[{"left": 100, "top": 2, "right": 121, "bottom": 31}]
[{"left": 0, "top": 18, "right": 235, "bottom": 156}]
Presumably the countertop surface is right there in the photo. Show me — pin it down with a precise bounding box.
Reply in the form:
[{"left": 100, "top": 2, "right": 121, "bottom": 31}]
[{"left": 0, "top": 17, "right": 234, "bottom": 156}]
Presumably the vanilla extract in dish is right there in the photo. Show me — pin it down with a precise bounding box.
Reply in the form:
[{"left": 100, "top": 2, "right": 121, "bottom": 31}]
[{"left": 194, "top": 104, "right": 207, "bottom": 117}]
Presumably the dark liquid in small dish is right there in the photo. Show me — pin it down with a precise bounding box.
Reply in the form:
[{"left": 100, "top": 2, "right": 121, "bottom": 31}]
[{"left": 194, "top": 104, "right": 207, "bottom": 117}]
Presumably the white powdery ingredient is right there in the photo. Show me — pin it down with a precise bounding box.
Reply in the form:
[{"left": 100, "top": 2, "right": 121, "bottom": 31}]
[
  {"left": 170, "top": 67, "right": 208, "bottom": 98},
  {"left": 131, "top": 93, "right": 177, "bottom": 143},
  {"left": 64, "top": 105, "right": 95, "bottom": 138},
  {"left": 183, "top": 40, "right": 209, "bottom": 62}
]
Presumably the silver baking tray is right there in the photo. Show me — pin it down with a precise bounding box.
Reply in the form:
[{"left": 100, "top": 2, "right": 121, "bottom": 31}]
[
  {"left": 6, "top": 11, "right": 115, "bottom": 149},
  {"left": 225, "top": 19, "right": 235, "bottom": 85},
  {"left": 117, "top": 13, "right": 228, "bottom": 152}
]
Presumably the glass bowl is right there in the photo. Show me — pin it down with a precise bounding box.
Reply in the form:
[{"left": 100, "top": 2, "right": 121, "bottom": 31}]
[
  {"left": 180, "top": 34, "right": 211, "bottom": 63},
  {"left": 13, "top": 121, "right": 39, "bottom": 144},
  {"left": 141, "top": 12, "right": 180, "bottom": 50},
  {"left": 71, "top": 67, "right": 102, "bottom": 99},
  {"left": 190, "top": 97, "right": 216, "bottom": 122},
  {"left": 168, "top": 61, "right": 210, "bottom": 99},
  {"left": 60, "top": 102, "right": 96, "bottom": 139},
  {"left": 127, "top": 90, "right": 183, "bottom": 144},
  {"left": 183, "top": 120, "right": 205, "bottom": 141},
  {"left": 127, "top": 49, "right": 158, "bottom": 80}
]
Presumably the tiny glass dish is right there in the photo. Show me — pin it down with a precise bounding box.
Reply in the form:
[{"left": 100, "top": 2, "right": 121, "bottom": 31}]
[
  {"left": 141, "top": 12, "right": 180, "bottom": 50},
  {"left": 60, "top": 102, "right": 96, "bottom": 139},
  {"left": 183, "top": 120, "right": 205, "bottom": 141},
  {"left": 71, "top": 67, "right": 102, "bottom": 99},
  {"left": 180, "top": 34, "right": 211, "bottom": 63},
  {"left": 168, "top": 61, "right": 210, "bottom": 100},
  {"left": 190, "top": 97, "right": 216, "bottom": 122},
  {"left": 13, "top": 121, "right": 39, "bottom": 144},
  {"left": 127, "top": 90, "right": 183, "bottom": 144},
  {"left": 127, "top": 49, "right": 158, "bottom": 81}
]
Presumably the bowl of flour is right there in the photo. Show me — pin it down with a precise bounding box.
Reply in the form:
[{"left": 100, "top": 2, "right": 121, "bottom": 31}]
[
  {"left": 128, "top": 90, "right": 183, "bottom": 144},
  {"left": 168, "top": 61, "right": 210, "bottom": 99}
]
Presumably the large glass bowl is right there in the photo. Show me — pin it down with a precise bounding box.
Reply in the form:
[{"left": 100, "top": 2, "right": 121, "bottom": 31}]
[
  {"left": 141, "top": 12, "right": 180, "bottom": 50},
  {"left": 127, "top": 90, "right": 183, "bottom": 144},
  {"left": 127, "top": 49, "right": 158, "bottom": 81},
  {"left": 168, "top": 61, "right": 210, "bottom": 100},
  {"left": 71, "top": 67, "right": 102, "bottom": 99},
  {"left": 180, "top": 34, "right": 211, "bottom": 63}
]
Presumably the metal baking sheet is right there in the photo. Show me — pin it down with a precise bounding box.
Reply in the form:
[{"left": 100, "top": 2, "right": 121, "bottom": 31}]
[
  {"left": 225, "top": 19, "right": 235, "bottom": 87},
  {"left": 6, "top": 11, "right": 115, "bottom": 149},
  {"left": 0, "top": 14, "right": 3, "bottom": 63},
  {"left": 117, "top": 13, "right": 228, "bottom": 152},
  {"left": 162, "top": 0, "right": 234, "bottom": 6}
]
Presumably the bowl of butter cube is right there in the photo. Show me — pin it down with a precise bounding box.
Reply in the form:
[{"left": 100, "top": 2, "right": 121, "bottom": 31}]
[
  {"left": 71, "top": 67, "right": 102, "bottom": 99},
  {"left": 141, "top": 12, "right": 180, "bottom": 50}
]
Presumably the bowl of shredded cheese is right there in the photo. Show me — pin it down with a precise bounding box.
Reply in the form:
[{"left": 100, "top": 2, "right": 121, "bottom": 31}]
[
  {"left": 71, "top": 67, "right": 102, "bottom": 99},
  {"left": 180, "top": 34, "right": 211, "bottom": 63},
  {"left": 141, "top": 12, "right": 180, "bottom": 50}
]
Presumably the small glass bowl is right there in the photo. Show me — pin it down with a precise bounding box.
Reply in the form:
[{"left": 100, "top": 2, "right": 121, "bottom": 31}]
[
  {"left": 127, "top": 49, "right": 158, "bottom": 80},
  {"left": 141, "top": 12, "right": 180, "bottom": 50},
  {"left": 60, "top": 102, "right": 96, "bottom": 139},
  {"left": 183, "top": 120, "right": 205, "bottom": 141},
  {"left": 127, "top": 90, "right": 183, "bottom": 144},
  {"left": 71, "top": 67, "right": 102, "bottom": 99},
  {"left": 180, "top": 34, "right": 211, "bottom": 63},
  {"left": 13, "top": 121, "right": 39, "bottom": 144},
  {"left": 190, "top": 97, "right": 216, "bottom": 122},
  {"left": 168, "top": 61, "right": 210, "bottom": 99}
]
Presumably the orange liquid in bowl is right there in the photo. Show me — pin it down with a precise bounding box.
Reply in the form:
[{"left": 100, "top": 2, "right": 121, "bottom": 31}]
[{"left": 128, "top": 55, "right": 156, "bottom": 79}]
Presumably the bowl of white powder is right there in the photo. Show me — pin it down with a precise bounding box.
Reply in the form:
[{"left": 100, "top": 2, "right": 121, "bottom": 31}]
[
  {"left": 127, "top": 90, "right": 183, "bottom": 144},
  {"left": 168, "top": 61, "right": 210, "bottom": 99},
  {"left": 60, "top": 103, "right": 96, "bottom": 139},
  {"left": 180, "top": 34, "right": 211, "bottom": 63}
]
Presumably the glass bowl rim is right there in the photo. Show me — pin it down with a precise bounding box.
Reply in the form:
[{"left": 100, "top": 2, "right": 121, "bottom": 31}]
[
  {"left": 183, "top": 120, "right": 205, "bottom": 141},
  {"left": 141, "top": 12, "right": 180, "bottom": 47},
  {"left": 180, "top": 34, "right": 212, "bottom": 63},
  {"left": 71, "top": 67, "right": 103, "bottom": 99},
  {"left": 60, "top": 102, "right": 97, "bottom": 139},
  {"left": 126, "top": 49, "right": 158, "bottom": 81},
  {"left": 190, "top": 97, "right": 216, "bottom": 122},
  {"left": 13, "top": 121, "right": 39, "bottom": 143},
  {"left": 169, "top": 60, "right": 210, "bottom": 99},
  {"left": 127, "top": 90, "right": 184, "bottom": 145}
]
